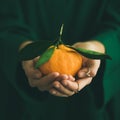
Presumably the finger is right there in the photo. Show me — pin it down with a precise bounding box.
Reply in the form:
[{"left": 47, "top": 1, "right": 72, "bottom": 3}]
[
  {"left": 22, "top": 60, "right": 42, "bottom": 79},
  {"left": 77, "top": 68, "right": 94, "bottom": 78},
  {"left": 77, "top": 77, "right": 93, "bottom": 91},
  {"left": 55, "top": 74, "right": 75, "bottom": 81},
  {"left": 78, "top": 60, "right": 100, "bottom": 78},
  {"left": 41, "top": 72, "right": 60, "bottom": 83},
  {"left": 88, "top": 60, "right": 100, "bottom": 76},
  {"left": 27, "top": 68, "right": 42, "bottom": 79},
  {"left": 78, "top": 68, "right": 90, "bottom": 78},
  {"left": 33, "top": 56, "right": 40, "bottom": 63},
  {"left": 52, "top": 81, "right": 75, "bottom": 96},
  {"left": 28, "top": 72, "right": 59, "bottom": 88},
  {"left": 61, "top": 77, "right": 93, "bottom": 92},
  {"left": 61, "top": 80, "right": 79, "bottom": 92},
  {"left": 68, "top": 75, "right": 75, "bottom": 81},
  {"left": 49, "top": 88, "right": 68, "bottom": 97},
  {"left": 55, "top": 74, "right": 69, "bottom": 81},
  {"left": 22, "top": 60, "right": 34, "bottom": 70}
]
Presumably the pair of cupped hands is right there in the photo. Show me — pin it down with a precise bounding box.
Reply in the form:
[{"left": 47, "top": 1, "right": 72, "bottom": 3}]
[{"left": 21, "top": 41, "right": 103, "bottom": 97}]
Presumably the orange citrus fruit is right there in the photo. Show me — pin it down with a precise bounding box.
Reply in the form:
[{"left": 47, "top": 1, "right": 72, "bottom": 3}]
[{"left": 39, "top": 44, "right": 82, "bottom": 76}]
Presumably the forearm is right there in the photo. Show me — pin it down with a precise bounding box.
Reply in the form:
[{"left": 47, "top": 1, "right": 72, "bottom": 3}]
[
  {"left": 19, "top": 40, "right": 33, "bottom": 51},
  {"left": 72, "top": 40, "right": 105, "bottom": 53}
]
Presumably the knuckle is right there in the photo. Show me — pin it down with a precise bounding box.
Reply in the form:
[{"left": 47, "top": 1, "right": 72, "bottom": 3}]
[
  {"left": 53, "top": 81, "right": 59, "bottom": 86},
  {"left": 87, "top": 78, "right": 92, "bottom": 85},
  {"left": 90, "top": 71, "right": 97, "bottom": 77}
]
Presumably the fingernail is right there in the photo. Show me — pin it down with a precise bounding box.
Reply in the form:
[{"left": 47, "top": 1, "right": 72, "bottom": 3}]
[
  {"left": 72, "top": 77, "right": 75, "bottom": 81},
  {"left": 52, "top": 72, "right": 60, "bottom": 77}
]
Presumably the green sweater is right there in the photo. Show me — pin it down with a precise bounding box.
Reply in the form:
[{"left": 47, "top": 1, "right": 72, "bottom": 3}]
[{"left": 0, "top": 0, "right": 120, "bottom": 120}]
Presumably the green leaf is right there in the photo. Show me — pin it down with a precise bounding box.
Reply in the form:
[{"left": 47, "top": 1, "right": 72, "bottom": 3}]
[
  {"left": 67, "top": 46, "right": 112, "bottom": 60},
  {"left": 35, "top": 46, "right": 55, "bottom": 68},
  {"left": 19, "top": 40, "right": 52, "bottom": 60}
]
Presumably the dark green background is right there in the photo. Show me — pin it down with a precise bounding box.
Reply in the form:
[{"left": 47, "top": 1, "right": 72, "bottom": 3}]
[{"left": 0, "top": 0, "right": 120, "bottom": 120}]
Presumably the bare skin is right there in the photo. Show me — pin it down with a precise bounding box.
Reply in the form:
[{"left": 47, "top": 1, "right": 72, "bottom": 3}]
[{"left": 20, "top": 40, "right": 105, "bottom": 97}]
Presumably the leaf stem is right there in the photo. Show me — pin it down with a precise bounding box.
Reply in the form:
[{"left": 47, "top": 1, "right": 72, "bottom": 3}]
[
  {"left": 59, "top": 24, "right": 64, "bottom": 43},
  {"left": 55, "top": 24, "right": 64, "bottom": 48}
]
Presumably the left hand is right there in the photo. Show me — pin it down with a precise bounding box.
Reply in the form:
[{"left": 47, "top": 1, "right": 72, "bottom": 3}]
[
  {"left": 50, "top": 57, "right": 100, "bottom": 97},
  {"left": 50, "top": 40, "right": 104, "bottom": 97}
]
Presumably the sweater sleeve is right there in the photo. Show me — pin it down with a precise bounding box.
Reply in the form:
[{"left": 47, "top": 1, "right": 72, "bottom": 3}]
[
  {"left": 91, "top": 0, "right": 120, "bottom": 104},
  {"left": 0, "top": 0, "right": 48, "bottom": 102}
]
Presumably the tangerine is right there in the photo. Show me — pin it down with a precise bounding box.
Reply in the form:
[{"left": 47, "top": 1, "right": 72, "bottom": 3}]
[{"left": 39, "top": 44, "right": 83, "bottom": 76}]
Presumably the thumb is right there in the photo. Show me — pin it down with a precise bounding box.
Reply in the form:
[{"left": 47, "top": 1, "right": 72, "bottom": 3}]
[{"left": 78, "top": 60, "right": 100, "bottom": 78}]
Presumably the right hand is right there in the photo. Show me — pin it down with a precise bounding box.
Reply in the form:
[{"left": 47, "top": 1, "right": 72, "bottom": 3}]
[
  {"left": 22, "top": 57, "right": 59, "bottom": 91},
  {"left": 22, "top": 57, "right": 75, "bottom": 97},
  {"left": 20, "top": 41, "right": 75, "bottom": 97}
]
